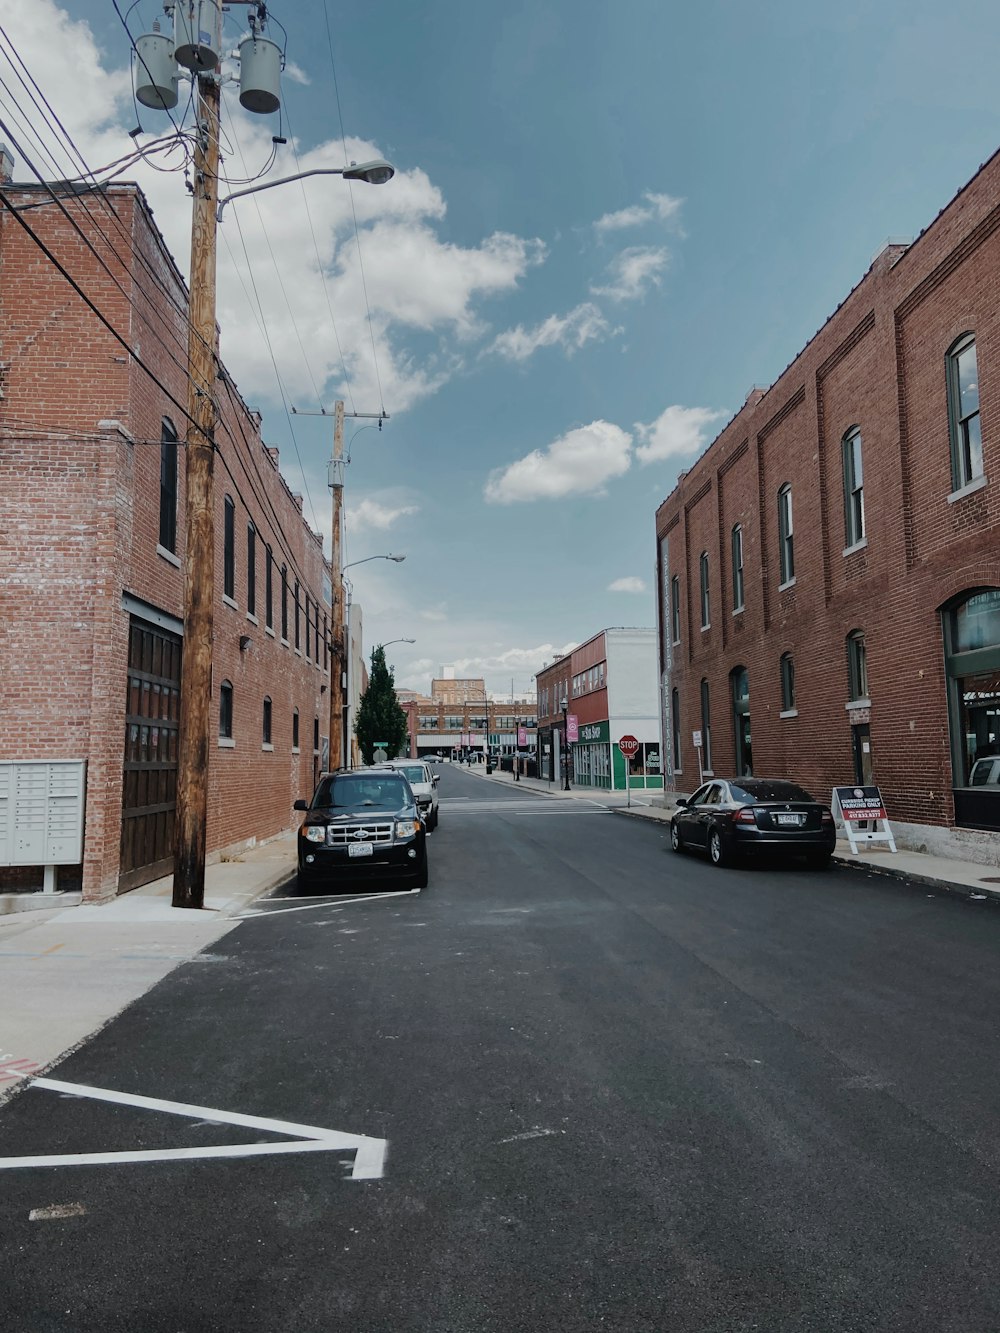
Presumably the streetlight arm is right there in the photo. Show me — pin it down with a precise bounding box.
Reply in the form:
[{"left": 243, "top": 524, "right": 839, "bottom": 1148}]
[
  {"left": 217, "top": 160, "right": 394, "bottom": 221},
  {"left": 342, "top": 553, "right": 405, "bottom": 574}
]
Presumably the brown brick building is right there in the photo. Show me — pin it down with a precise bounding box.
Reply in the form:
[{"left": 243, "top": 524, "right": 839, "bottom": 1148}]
[
  {"left": 0, "top": 175, "right": 331, "bottom": 901},
  {"left": 655, "top": 150, "right": 1000, "bottom": 862}
]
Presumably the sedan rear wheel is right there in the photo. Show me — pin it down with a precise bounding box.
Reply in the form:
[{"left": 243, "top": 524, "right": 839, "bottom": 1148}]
[
  {"left": 709, "top": 828, "right": 730, "bottom": 867},
  {"left": 670, "top": 821, "right": 684, "bottom": 854}
]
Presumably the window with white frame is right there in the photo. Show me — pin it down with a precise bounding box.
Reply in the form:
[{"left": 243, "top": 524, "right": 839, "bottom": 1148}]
[
  {"left": 731, "top": 523, "right": 744, "bottom": 611},
  {"left": 947, "top": 333, "right": 984, "bottom": 491},
  {"left": 842, "top": 428, "right": 865, "bottom": 547},
  {"left": 778, "top": 484, "right": 794, "bottom": 584},
  {"left": 699, "top": 551, "right": 710, "bottom": 628},
  {"left": 780, "top": 653, "right": 795, "bottom": 711}
]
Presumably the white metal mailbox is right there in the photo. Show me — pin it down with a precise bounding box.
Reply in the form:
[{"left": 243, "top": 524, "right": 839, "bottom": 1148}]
[{"left": 0, "top": 761, "right": 87, "bottom": 888}]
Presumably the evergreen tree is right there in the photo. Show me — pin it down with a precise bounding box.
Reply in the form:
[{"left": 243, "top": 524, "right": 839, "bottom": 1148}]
[{"left": 354, "top": 645, "right": 409, "bottom": 762}]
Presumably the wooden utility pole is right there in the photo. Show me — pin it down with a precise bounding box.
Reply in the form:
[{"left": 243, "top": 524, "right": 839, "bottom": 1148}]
[
  {"left": 173, "top": 69, "right": 221, "bottom": 909},
  {"left": 328, "top": 400, "right": 346, "bottom": 771}
]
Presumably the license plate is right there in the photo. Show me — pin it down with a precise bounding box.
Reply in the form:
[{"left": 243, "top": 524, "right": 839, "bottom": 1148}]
[
  {"left": 777, "top": 813, "right": 802, "bottom": 826},
  {"left": 348, "top": 843, "right": 374, "bottom": 858}
]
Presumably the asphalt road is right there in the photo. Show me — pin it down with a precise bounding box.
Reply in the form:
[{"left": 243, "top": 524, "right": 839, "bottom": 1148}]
[{"left": 4, "top": 763, "right": 1000, "bottom": 1331}]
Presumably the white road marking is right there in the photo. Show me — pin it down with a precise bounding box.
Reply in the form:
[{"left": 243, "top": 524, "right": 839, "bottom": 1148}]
[
  {"left": 498, "top": 1127, "right": 559, "bottom": 1144},
  {"left": 29, "top": 1202, "right": 87, "bottom": 1221},
  {"left": 241, "top": 889, "right": 419, "bottom": 918},
  {"left": 0, "top": 1078, "right": 387, "bottom": 1178}
]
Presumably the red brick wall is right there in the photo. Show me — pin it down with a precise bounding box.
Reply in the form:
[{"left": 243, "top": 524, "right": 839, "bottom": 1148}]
[
  {"left": 655, "top": 153, "right": 1000, "bottom": 832},
  {"left": 0, "top": 186, "right": 331, "bottom": 899}
]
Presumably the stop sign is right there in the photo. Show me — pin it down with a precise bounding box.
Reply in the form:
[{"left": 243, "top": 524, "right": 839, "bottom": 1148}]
[{"left": 618, "top": 735, "right": 640, "bottom": 758}]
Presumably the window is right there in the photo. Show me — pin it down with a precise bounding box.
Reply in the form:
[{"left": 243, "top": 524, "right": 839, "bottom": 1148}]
[
  {"left": 671, "top": 575, "right": 681, "bottom": 644},
  {"left": 246, "top": 523, "right": 257, "bottom": 616},
  {"left": 780, "top": 653, "right": 795, "bottom": 711},
  {"left": 847, "top": 629, "right": 868, "bottom": 701},
  {"left": 262, "top": 695, "right": 272, "bottom": 745},
  {"left": 313, "top": 717, "right": 320, "bottom": 752},
  {"left": 294, "top": 581, "right": 301, "bottom": 650},
  {"left": 778, "top": 485, "right": 794, "bottom": 584},
  {"left": 731, "top": 524, "right": 744, "bottom": 611},
  {"left": 731, "top": 666, "right": 752, "bottom": 776},
  {"left": 947, "top": 334, "right": 984, "bottom": 490},
  {"left": 699, "top": 552, "right": 710, "bottom": 628},
  {"left": 265, "top": 546, "right": 273, "bottom": 629},
  {"left": 842, "top": 428, "right": 865, "bottom": 547},
  {"left": 219, "top": 680, "right": 233, "bottom": 739},
  {"left": 292, "top": 708, "right": 300, "bottom": 750},
  {"left": 671, "top": 687, "right": 681, "bottom": 772},
  {"left": 158, "top": 418, "right": 178, "bottom": 552},
  {"left": 305, "top": 596, "right": 311, "bottom": 658},
  {"left": 281, "top": 565, "right": 288, "bottom": 640},
  {"left": 700, "top": 678, "right": 712, "bottom": 772},
  {"left": 223, "top": 495, "right": 235, "bottom": 600},
  {"left": 323, "top": 614, "right": 328, "bottom": 669}
]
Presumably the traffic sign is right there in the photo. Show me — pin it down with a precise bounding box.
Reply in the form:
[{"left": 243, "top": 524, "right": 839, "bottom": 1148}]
[{"left": 618, "top": 734, "right": 640, "bottom": 758}]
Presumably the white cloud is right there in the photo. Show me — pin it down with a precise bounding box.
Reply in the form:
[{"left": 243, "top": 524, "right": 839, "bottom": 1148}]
[
  {"left": 594, "top": 191, "right": 684, "bottom": 235},
  {"left": 608, "top": 577, "right": 647, "bottom": 593},
  {"left": 484, "top": 420, "right": 632, "bottom": 504},
  {"left": 489, "top": 302, "right": 616, "bottom": 362},
  {"left": 591, "top": 247, "right": 669, "bottom": 303},
  {"left": 634, "top": 405, "right": 728, "bottom": 465},
  {"left": 349, "top": 496, "right": 419, "bottom": 531}
]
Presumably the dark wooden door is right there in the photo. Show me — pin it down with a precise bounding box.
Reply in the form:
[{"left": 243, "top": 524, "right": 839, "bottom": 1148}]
[{"left": 119, "top": 618, "right": 182, "bottom": 892}]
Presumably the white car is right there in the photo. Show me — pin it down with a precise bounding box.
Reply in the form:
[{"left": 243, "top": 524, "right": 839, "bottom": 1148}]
[{"left": 382, "top": 759, "right": 440, "bottom": 830}]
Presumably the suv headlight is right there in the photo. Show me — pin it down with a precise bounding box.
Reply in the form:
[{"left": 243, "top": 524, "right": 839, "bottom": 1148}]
[
  {"left": 302, "top": 825, "right": 326, "bottom": 843},
  {"left": 395, "top": 819, "right": 420, "bottom": 837}
]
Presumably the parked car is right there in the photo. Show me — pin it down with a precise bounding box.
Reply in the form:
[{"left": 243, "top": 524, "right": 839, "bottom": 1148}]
[
  {"left": 381, "top": 758, "right": 440, "bottom": 830},
  {"left": 294, "top": 768, "right": 428, "bottom": 892},
  {"left": 670, "top": 777, "right": 836, "bottom": 868},
  {"left": 969, "top": 755, "right": 1000, "bottom": 787}
]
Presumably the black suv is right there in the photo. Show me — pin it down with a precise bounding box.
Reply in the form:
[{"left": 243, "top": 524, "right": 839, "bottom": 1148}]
[{"left": 294, "top": 768, "right": 428, "bottom": 892}]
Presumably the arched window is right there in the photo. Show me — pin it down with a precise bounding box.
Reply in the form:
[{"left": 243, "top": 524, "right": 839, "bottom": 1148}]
[
  {"left": 158, "top": 418, "right": 178, "bottom": 553},
  {"left": 780, "top": 653, "right": 795, "bottom": 712},
  {"left": 847, "top": 629, "right": 868, "bottom": 701},
  {"left": 219, "top": 680, "right": 234, "bottom": 740},
  {"left": 942, "top": 590, "right": 1000, "bottom": 828},
  {"left": 262, "top": 695, "right": 272, "bottom": 746},
  {"left": 265, "top": 545, "right": 274, "bottom": 630},
  {"left": 281, "top": 564, "right": 289, "bottom": 641},
  {"left": 246, "top": 522, "right": 257, "bottom": 616},
  {"left": 223, "top": 495, "right": 236, "bottom": 600},
  {"left": 777, "top": 484, "right": 794, "bottom": 585},
  {"left": 700, "top": 678, "right": 712, "bottom": 772},
  {"left": 946, "top": 333, "right": 983, "bottom": 491},
  {"left": 731, "top": 524, "right": 744, "bottom": 611},
  {"left": 842, "top": 427, "right": 865, "bottom": 547},
  {"left": 699, "top": 551, "right": 710, "bottom": 628}
]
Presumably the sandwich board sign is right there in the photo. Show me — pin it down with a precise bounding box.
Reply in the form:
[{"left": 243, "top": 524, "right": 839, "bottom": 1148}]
[{"left": 831, "top": 785, "right": 897, "bottom": 854}]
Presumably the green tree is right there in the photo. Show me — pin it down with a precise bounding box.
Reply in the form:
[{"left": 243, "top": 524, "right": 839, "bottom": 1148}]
[{"left": 355, "top": 645, "right": 409, "bottom": 762}]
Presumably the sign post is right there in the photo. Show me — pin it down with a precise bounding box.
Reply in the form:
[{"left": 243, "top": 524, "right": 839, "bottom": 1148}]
[
  {"left": 692, "top": 729, "right": 703, "bottom": 785},
  {"left": 831, "top": 785, "right": 896, "bottom": 854},
  {"left": 618, "top": 734, "right": 640, "bottom": 808}
]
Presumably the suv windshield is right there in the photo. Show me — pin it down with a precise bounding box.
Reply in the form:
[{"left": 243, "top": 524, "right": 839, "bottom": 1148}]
[
  {"left": 312, "top": 775, "right": 409, "bottom": 811},
  {"left": 730, "top": 780, "right": 816, "bottom": 803}
]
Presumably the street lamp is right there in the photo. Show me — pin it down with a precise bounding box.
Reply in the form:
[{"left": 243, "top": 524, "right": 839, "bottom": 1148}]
[
  {"left": 216, "top": 160, "right": 395, "bottom": 221},
  {"left": 344, "top": 553, "right": 406, "bottom": 572},
  {"left": 379, "top": 637, "right": 416, "bottom": 650},
  {"left": 561, "top": 695, "right": 571, "bottom": 791}
]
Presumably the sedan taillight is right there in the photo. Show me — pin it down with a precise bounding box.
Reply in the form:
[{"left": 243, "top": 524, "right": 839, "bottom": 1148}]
[
  {"left": 731, "top": 806, "right": 757, "bottom": 824},
  {"left": 821, "top": 810, "right": 834, "bottom": 824}
]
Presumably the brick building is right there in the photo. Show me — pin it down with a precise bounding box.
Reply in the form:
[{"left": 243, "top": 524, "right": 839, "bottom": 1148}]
[
  {"left": 397, "top": 677, "right": 537, "bottom": 759},
  {"left": 0, "top": 174, "right": 332, "bottom": 901},
  {"left": 655, "top": 150, "right": 1000, "bottom": 861}
]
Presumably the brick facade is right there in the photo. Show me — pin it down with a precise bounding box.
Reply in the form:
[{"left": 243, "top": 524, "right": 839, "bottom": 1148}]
[
  {"left": 1, "top": 183, "right": 331, "bottom": 900},
  {"left": 654, "top": 151, "right": 1000, "bottom": 861}
]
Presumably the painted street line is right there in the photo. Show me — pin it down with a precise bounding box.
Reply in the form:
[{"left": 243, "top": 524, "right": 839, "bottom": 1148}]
[
  {"left": 29, "top": 1203, "right": 87, "bottom": 1221},
  {"left": 241, "top": 888, "right": 419, "bottom": 918},
  {"left": 0, "top": 1078, "right": 387, "bottom": 1178}
]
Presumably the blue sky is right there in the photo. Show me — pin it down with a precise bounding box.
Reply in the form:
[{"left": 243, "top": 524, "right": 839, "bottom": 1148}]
[{"left": 5, "top": 1, "right": 1000, "bottom": 694}]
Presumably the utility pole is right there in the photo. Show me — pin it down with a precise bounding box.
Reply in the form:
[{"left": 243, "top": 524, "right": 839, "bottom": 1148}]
[
  {"left": 173, "top": 62, "right": 220, "bottom": 910},
  {"left": 328, "top": 399, "right": 345, "bottom": 771}
]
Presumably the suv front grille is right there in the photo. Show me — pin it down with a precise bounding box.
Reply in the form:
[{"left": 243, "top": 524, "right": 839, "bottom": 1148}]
[{"left": 327, "top": 821, "right": 394, "bottom": 846}]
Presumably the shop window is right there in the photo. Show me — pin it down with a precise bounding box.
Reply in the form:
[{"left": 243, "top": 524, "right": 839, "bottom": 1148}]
[
  {"left": 159, "top": 418, "right": 178, "bottom": 552},
  {"left": 847, "top": 629, "right": 868, "bottom": 701},
  {"left": 731, "top": 666, "right": 752, "bottom": 776},
  {"left": 699, "top": 551, "right": 710, "bottom": 628},
  {"left": 943, "top": 591, "right": 1000, "bottom": 821},
  {"left": 778, "top": 485, "right": 794, "bottom": 585},
  {"left": 223, "top": 495, "right": 235, "bottom": 600},
  {"left": 842, "top": 427, "right": 865, "bottom": 547},
  {"left": 731, "top": 524, "right": 744, "bottom": 611},
  {"left": 780, "top": 653, "right": 795, "bottom": 711},
  {"left": 947, "top": 333, "right": 984, "bottom": 491}
]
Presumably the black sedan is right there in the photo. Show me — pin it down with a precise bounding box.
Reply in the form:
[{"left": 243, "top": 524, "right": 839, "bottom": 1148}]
[
  {"left": 294, "top": 768, "right": 428, "bottom": 892},
  {"left": 670, "top": 778, "right": 836, "bottom": 868}
]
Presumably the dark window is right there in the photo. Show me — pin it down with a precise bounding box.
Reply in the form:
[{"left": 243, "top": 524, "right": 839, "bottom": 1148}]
[
  {"left": 780, "top": 652, "right": 795, "bottom": 711},
  {"left": 223, "top": 495, "right": 235, "bottom": 600},
  {"left": 700, "top": 678, "right": 712, "bottom": 771},
  {"left": 729, "top": 779, "right": 815, "bottom": 803},
  {"left": 313, "top": 717, "right": 320, "bottom": 752},
  {"left": 265, "top": 546, "right": 273, "bottom": 629},
  {"left": 842, "top": 428, "right": 865, "bottom": 547},
  {"left": 731, "top": 524, "right": 744, "bottom": 611},
  {"left": 294, "top": 581, "right": 301, "bottom": 650},
  {"left": 847, "top": 630, "right": 868, "bottom": 701},
  {"left": 292, "top": 708, "right": 300, "bottom": 750},
  {"left": 323, "top": 614, "right": 328, "bottom": 669},
  {"left": 158, "top": 418, "right": 178, "bottom": 552},
  {"left": 281, "top": 565, "right": 288, "bottom": 641},
  {"left": 699, "top": 551, "right": 710, "bottom": 628},
  {"left": 219, "top": 680, "right": 233, "bottom": 739},
  {"left": 671, "top": 687, "right": 681, "bottom": 772},
  {"left": 731, "top": 665, "right": 752, "bottom": 776},
  {"left": 947, "top": 334, "right": 984, "bottom": 490},
  {"left": 305, "top": 596, "right": 311, "bottom": 658},
  {"left": 670, "top": 575, "right": 681, "bottom": 643},
  {"left": 262, "top": 695, "right": 272, "bottom": 745},
  {"left": 778, "top": 484, "right": 794, "bottom": 584},
  {"left": 246, "top": 523, "right": 256, "bottom": 616}
]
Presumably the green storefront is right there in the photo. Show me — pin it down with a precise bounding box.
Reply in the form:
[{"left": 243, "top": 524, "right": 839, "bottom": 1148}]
[{"left": 572, "top": 719, "right": 663, "bottom": 792}]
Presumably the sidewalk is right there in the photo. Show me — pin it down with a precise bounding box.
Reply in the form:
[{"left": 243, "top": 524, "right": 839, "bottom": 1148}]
[
  {"left": 0, "top": 833, "right": 296, "bottom": 1103},
  {"left": 473, "top": 763, "right": 1000, "bottom": 902}
]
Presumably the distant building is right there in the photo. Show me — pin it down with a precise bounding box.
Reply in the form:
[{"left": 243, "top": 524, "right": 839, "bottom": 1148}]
[
  {"left": 655, "top": 149, "right": 1000, "bottom": 860},
  {"left": 396, "top": 678, "right": 537, "bottom": 758},
  {"left": 535, "top": 629, "right": 662, "bottom": 791}
]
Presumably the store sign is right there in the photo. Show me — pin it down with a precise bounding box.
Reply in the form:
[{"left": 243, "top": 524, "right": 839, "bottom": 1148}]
[{"left": 579, "top": 721, "right": 609, "bottom": 743}]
